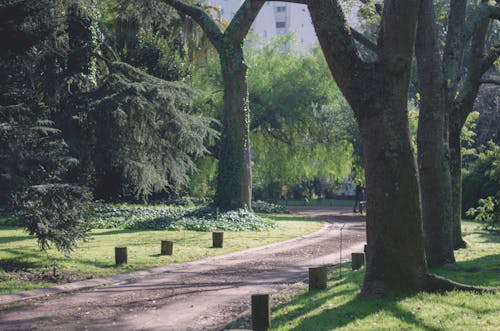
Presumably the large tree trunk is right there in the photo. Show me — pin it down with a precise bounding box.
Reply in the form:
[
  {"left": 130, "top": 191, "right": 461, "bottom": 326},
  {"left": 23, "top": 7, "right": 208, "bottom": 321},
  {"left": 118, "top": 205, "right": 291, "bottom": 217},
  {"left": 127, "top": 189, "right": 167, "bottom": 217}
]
[
  {"left": 215, "top": 43, "right": 252, "bottom": 210},
  {"left": 358, "top": 82, "right": 428, "bottom": 295},
  {"left": 416, "top": 0, "right": 455, "bottom": 267},
  {"left": 449, "top": 117, "right": 467, "bottom": 249},
  {"left": 307, "top": 0, "right": 429, "bottom": 295}
]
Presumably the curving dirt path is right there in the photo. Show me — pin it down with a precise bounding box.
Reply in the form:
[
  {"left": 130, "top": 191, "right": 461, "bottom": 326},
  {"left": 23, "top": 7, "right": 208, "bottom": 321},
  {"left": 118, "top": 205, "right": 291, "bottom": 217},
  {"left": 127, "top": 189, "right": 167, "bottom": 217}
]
[{"left": 0, "top": 206, "right": 366, "bottom": 331}]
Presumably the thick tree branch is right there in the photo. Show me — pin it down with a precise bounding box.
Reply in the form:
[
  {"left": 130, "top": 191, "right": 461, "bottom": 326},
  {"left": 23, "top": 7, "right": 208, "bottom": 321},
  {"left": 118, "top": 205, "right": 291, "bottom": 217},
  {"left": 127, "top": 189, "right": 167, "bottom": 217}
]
[
  {"left": 416, "top": 0, "right": 443, "bottom": 99},
  {"left": 442, "top": 0, "right": 467, "bottom": 110},
  {"left": 455, "top": 15, "right": 491, "bottom": 127},
  {"left": 224, "top": 0, "right": 265, "bottom": 43},
  {"left": 380, "top": 0, "right": 421, "bottom": 74},
  {"left": 305, "top": 0, "right": 365, "bottom": 101},
  {"left": 465, "top": 2, "right": 500, "bottom": 42},
  {"left": 351, "top": 27, "right": 379, "bottom": 55},
  {"left": 160, "top": 0, "right": 223, "bottom": 52}
]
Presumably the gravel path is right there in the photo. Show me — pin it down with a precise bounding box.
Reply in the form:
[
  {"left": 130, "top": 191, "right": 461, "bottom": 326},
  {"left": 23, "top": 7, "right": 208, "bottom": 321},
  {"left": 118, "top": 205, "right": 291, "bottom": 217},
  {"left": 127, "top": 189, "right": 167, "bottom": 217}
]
[{"left": 0, "top": 206, "right": 366, "bottom": 331}]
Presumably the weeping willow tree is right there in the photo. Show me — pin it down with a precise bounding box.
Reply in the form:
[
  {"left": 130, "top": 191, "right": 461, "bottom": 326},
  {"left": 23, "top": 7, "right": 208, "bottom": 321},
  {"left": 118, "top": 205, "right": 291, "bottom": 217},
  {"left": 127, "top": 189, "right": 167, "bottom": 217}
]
[{"left": 71, "top": 61, "right": 217, "bottom": 201}]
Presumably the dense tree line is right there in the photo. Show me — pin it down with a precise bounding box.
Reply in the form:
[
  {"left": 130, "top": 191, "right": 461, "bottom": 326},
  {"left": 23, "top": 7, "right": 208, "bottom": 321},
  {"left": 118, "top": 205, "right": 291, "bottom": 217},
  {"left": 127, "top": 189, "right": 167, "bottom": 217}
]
[{"left": 0, "top": 0, "right": 216, "bottom": 206}]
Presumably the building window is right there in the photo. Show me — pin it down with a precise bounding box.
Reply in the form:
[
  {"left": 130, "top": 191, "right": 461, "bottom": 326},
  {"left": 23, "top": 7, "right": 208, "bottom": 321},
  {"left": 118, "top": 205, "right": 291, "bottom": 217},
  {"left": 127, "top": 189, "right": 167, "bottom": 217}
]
[
  {"left": 276, "top": 21, "right": 286, "bottom": 28},
  {"left": 276, "top": 6, "right": 286, "bottom": 12}
]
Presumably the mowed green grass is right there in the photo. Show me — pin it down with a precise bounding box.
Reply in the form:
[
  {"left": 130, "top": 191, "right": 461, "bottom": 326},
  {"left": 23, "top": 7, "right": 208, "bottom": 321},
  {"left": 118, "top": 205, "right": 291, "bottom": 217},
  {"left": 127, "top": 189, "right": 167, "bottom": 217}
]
[
  {"left": 0, "top": 214, "right": 323, "bottom": 295},
  {"left": 227, "top": 220, "right": 500, "bottom": 331}
]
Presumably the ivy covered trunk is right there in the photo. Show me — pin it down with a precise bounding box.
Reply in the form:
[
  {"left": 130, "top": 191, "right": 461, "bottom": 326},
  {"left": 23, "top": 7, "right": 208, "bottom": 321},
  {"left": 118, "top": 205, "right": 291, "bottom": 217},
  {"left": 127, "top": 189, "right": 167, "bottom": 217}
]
[
  {"left": 162, "top": 0, "right": 265, "bottom": 211},
  {"left": 215, "top": 43, "right": 252, "bottom": 210}
]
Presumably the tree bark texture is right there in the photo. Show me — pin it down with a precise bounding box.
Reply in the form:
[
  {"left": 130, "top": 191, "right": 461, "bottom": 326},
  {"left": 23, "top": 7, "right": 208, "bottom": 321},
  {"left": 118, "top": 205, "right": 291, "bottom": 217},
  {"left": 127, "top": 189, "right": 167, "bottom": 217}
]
[
  {"left": 215, "top": 44, "right": 252, "bottom": 210},
  {"left": 416, "top": 0, "right": 455, "bottom": 267},
  {"left": 449, "top": 121, "right": 467, "bottom": 249},
  {"left": 308, "top": 0, "right": 429, "bottom": 295}
]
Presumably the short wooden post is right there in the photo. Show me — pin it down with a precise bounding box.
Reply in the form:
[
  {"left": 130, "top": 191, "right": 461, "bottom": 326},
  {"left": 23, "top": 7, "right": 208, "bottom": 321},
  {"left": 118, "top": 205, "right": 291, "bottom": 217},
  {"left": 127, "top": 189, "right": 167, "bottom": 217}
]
[
  {"left": 161, "top": 240, "right": 174, "bottom": 255},
  {"left": 364, "top": 244, "right": 368, "bottom": 261},
  {"left": 252, "top": 294, "right": 271, "bottom": 331},
  {"left": 351, "top": 252, "right": 365, "bottom": 270},
  {"left": 115, "top": 247, "right": 128, "bottom": 265},
  {"left": 212, "top": 232, "right": 224, "bottom": 248},
  {"left": 309, "top": 266, "right": 327, "bottom": 291}
]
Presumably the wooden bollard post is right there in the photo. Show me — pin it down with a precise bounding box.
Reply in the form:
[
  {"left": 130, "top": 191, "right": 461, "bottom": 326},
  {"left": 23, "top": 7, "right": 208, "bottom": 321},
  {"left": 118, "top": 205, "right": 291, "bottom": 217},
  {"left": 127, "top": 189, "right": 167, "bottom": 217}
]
[
  {"left": 251, "top": 294, "right": 271, "bottom": 331},
  {"left": 161, "top": 240, "right": 174, "bottom": 255},
  {"left": 212, "top": 232, "right": 224, "bottom": 248},
  {"left": 351, "top": 252, "right": 365, "bottom": 270},
  {"left": 115, "top": 247, "right": 128, "bottom": 265},
  {"left": 309, "top": 266, "right": 327, "bottom": 291}
]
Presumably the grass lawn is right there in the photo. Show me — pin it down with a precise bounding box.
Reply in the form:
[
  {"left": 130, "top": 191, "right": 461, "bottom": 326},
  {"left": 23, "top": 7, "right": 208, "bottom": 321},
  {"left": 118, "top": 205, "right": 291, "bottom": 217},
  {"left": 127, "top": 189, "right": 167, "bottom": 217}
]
[
  {"left": 227, "top": 220, "right": 500, "bottom": 331},
  {"left": 0, "top": 213, "right": 323, "bottom": 295}
]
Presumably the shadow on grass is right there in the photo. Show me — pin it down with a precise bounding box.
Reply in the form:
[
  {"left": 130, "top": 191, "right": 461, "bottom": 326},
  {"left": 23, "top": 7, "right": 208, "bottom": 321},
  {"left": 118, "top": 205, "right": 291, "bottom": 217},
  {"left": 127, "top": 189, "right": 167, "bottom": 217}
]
[
  {"left": 432, "top": 253, "right": 500, "bottom": 287},
  {"left": 0, "top": 234, "right": 31, "bottom": 245},
  {"left": 0, "top": 259, "right": 38, "bottom": 272},
  {"left": 474, "top": 230, "right": 500, "bottom": 244},
  {"left": 226, "top": 271, "right": 441, "bottom": 331},
  {"left": 89, "top": 228, "right": 159, "bottom": 236}
]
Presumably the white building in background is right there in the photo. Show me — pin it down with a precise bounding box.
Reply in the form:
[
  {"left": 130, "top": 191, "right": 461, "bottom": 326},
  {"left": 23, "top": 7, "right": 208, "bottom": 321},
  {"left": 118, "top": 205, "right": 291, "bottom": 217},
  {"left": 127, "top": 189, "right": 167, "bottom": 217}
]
[
  {"left": 206, "top": 1, "right": 361, "bottom": 52},
  {"left": 206, "top": 1, "right": 318, "bottom": 51}
]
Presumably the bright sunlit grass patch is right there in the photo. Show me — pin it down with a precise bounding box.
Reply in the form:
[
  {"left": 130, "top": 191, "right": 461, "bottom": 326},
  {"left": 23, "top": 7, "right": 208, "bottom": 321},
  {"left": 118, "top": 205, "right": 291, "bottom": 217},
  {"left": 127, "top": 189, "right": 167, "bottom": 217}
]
[
  {"left": 226, "top": 219, "right": 500, "bottom": 331},
  {"left": 0, "top": 213, "right": 322, "bottom": 295}
]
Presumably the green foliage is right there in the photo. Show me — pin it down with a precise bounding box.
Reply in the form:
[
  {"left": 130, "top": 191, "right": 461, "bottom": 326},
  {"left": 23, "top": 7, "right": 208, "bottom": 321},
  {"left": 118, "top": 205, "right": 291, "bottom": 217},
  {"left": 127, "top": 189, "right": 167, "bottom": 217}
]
[
  {"left": 462, "top": 141, "right": 500, "bottom": 212},
  {"left": 245, "top": 38, "right": 359, "bottom": 200},
  {"left": 466, "top": 196, "right": 500, "bottom": 231},
  {"left": 88, "top": 203, "right": 277, "bottom": 232},
  {"left": 252, "top": 200, "right": 289, "bottom": 214},
  {"left": 14, "top": 184, "right": 92, "bottom": 253},
  {"left": 0, "top": 104, "right": 77, "bottom": 202},
  {"left": 71, "top": 61, "right": 218, "bottom": 200},
  {"left": 98, "top": 0, "right": 192, "bottom": 81}
]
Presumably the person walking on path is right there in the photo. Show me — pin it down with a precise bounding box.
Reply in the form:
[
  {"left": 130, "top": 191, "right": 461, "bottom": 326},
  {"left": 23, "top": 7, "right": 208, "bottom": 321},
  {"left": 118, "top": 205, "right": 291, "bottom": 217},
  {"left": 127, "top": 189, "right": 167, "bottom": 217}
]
[{"left": 353, "top": 180, "right": 366, "bottom": 213}]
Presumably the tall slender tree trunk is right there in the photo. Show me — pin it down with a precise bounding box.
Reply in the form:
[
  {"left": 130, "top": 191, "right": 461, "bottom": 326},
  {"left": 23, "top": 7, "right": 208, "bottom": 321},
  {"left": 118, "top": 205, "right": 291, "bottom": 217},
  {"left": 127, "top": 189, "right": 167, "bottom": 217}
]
[
  {"left": 416, "top": 0, "right": 455, "bottom": 267},
  {"left": 215, "top": 43, "right": 252, "bottom": 210},
  {"left": 449, "top": 118, "right": 467, "bottom": 249}
]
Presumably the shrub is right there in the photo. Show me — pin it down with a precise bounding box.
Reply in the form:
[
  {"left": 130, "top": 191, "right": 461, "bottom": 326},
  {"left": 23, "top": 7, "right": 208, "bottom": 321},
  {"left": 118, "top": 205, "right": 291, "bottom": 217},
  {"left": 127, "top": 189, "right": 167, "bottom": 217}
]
[
  {"left": 466, "top": 196, "right": 500, "bottom": 231},
  {"left": 252, "top": 200, "right": 289, "bottom": 214},
  {"left": 14, "top": 184, "right": 92, "bottom": 253},
  {"left": 88, "top": 204, "right": 277, "bottom": 232}
]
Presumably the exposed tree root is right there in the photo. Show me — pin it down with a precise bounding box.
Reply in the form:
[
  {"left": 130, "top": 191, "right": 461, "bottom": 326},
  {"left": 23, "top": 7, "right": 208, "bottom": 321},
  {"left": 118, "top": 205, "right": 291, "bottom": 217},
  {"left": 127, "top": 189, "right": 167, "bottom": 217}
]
[{"left": 425, "top": 274, "right": 497, "bottom": 294}]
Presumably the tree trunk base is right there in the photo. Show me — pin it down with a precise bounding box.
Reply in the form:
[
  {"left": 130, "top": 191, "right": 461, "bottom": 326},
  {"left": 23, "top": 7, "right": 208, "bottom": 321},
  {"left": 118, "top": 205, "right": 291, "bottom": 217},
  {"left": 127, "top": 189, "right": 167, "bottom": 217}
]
[{"left": 453, "top": 239, "right": 468, "bottom": 250}]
